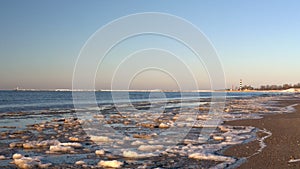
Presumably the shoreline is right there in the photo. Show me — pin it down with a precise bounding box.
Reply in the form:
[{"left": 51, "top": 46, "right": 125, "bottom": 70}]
[
  {"left": 0, "top": 93, "right": 298, "bottom": 168},
  {"left": 223, "top": 96, "right": 300, "bottom": 168},
  {"left": 0, "top": 89, "right": 299, "bottom": 93}
]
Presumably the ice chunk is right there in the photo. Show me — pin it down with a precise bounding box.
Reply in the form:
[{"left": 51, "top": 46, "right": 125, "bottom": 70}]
[
  {"left": 189, "top": 153, "right": 232, "bottom": 162},
  {"left": 59, "top": 142, "right": 82, "bottom": 148},
  {"left": 95, "top": 149, "right": 105, "bottom": 155},
  {"left": 123, "top": 150, "right": 154, "bottom": 158},
  {"left": 9, "top": 142, "right": 23, "bottom": 148},
  {"left": 37, "top": 140, "right": 60, "bottom": 147},
  {"left": 22, "top": 142, "right": 36, "bottom": 149},
  {"left": 138, "top": 122, "right": 157, "bottom": 128},
  {"left": 133, "top": 133, "right": 157, "bottom": 139},
  {"left": 131, "top": 140, "right": 144, "bottom": 146},
  {"left": 22, "top": 140, "right": 60, "bottom": 149},
  {"left": 98, "top": 160, "right": 123, "bottom": 168},
  {"left": 138, "top": 145, "right": 164, "bottom": 152},
  {"left": 49, "top": 145, "right": 74, "bottom": 152},
  {"left": 212, "top": 136, "right": 225, "bottom": 141},
  {"left": 12, "top": 154, "right": 52, "bottom": 169},
  {"left": 38, "top": 163, "right": 52, "bottom": 168},
  {"left": 13, "top": 153, "right": 23, "bottom": 159},
  {"left": 48, "top": 142, "right": 82, "bottom": 153},
  {"left": 0, "top": 155, "right": 6, "bottom": 160},
  {"left": 90, "top": 135, "right": 112, "bottom": 142},
  {"left": 218, "top": 125, "right": 230, "bottom": 132},
  {"left": 123, "top": 150, "right": 139, "bottom": 158},
  {"left": 68, "top": 137, "right": 80, "bottom": 142},
  {"left": 75, "top": 160, "right": 86, "bottom": 165},
  {"left": 159, "top": 123, "right": 171, "bottom": 128}
]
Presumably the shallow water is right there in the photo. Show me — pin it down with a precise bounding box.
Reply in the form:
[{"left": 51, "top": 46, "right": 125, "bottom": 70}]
[{"left": 0, "top": 91, "right": 296, "bottom": 168}]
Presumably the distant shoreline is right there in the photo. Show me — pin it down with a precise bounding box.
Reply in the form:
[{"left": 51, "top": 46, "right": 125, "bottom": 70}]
[{"left": 0, "top": 88, "right": 299, "bottom": 93}]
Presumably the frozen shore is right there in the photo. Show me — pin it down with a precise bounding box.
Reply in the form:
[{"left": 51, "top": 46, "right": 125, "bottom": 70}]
[{"left": 0, "top": 93, "right": 298, "bottom": 168}]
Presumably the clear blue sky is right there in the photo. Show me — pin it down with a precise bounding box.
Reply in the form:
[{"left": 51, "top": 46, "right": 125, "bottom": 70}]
[{"left": 0, "top": 0, "right": 299, "bottom": 90}]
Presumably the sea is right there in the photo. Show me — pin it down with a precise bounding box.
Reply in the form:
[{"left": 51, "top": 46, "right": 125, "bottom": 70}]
[{"left": 0, "top": 90, "right": 278, "bottom": 113}]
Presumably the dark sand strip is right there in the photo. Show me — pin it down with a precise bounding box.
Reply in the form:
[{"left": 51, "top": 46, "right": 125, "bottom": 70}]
[{"left": 224, "top": 99, "right": 300, "bottom": 169}]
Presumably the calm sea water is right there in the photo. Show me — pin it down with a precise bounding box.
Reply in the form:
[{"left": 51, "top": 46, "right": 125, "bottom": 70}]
[{"left": 0, "top": 91, "right": 279, "bottom": 113}]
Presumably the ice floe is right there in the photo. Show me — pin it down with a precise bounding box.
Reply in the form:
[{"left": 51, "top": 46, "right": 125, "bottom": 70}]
[
  {"left": 12, "top": 153, "right": 51, "bottom": 169},
  {"left": 75, "top": 160, "right": 86, "bottom": 165},
  {"left": 48, "top": 142, "right": 82, "bottom": 153},
  {"left": 95, "top": 149, "right": 105, "bottom": 155},
  {"left": 90, "top": 135, "right": 112, "bottom": 142},
  {"left": 131, "top": 140, "right": 145, "bottom": 146},
  {"left": 189, "top": 152, "right": 234, "bottom": 162},
  {"left": 22, "top": 140, "right": 60, "bottom": 149},
  {"left": 98, "top": 160, "right": 123, "bottom": 168},
  {"left": 0, "top": 155, "right": 6, "bottom": 160},
  {"left": 123, "top": 150, "right": 154, "bottom": 158},
  {"left": 138, "top": 145, "right": 164, "bottom": 152},
  {"left": 49, "top": 145, "right": 74, "bottom": 153}
]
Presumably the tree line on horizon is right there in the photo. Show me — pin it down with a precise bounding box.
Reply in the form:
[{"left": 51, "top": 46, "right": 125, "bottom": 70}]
[{"left": 240, "top": 83, "right": 300, "bottom": 91}]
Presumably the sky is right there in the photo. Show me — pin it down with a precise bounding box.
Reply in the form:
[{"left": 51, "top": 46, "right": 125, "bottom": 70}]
[{"left": 0, "top": 0, "right": 299, "bottom": 90}]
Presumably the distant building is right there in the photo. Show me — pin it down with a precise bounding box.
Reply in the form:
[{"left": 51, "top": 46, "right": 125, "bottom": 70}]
[{"left": 239, "top": 79, "right": 242, "bottom": 91}]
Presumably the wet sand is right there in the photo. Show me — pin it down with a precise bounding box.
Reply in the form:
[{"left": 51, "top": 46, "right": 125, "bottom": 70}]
[{"left": 224, "top": 98, "right": 300, "bottom": 168}]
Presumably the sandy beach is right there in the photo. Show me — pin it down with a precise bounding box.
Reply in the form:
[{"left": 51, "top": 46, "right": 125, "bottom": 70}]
[{"left": 224, "top": 96, "right": 300, "bottom": 168}]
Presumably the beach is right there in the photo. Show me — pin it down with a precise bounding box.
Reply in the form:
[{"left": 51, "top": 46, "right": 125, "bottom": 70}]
[
  {"left": 224, "top": 95, "right": 300, "bottom": 168},
  {"left": 0, "top": 91, "right": 299, "bottom": 168},
  {"left": 1, "top": 0, "right": 300, "bottom": 168}
]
